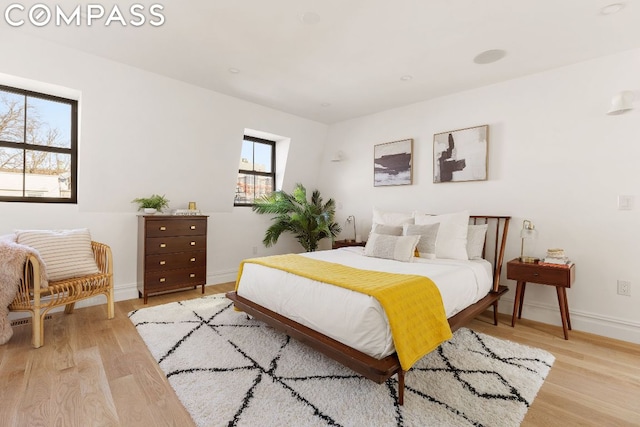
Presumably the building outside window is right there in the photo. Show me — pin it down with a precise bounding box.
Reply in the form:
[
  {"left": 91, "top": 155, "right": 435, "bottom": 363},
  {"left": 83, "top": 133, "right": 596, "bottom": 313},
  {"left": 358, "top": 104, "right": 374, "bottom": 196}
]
[
  {"left": 235, "top": 135, "right": 275, "bottom": 206},
  {"left": 0, "top": 84, "right": 78, "bottom": 203}
]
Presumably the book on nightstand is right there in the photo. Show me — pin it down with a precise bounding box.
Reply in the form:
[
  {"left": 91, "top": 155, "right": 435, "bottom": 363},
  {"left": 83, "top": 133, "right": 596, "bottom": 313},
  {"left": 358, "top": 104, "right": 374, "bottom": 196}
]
[
  {"left": 539, "top": 258, "right": 573, "bottom": 268},
  {"left": 539, "top": 248, "right": 573, "bottom": 268}
]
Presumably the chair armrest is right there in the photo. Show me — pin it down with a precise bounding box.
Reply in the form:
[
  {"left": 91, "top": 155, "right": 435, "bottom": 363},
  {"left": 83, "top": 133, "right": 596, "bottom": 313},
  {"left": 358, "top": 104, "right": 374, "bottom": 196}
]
[
  {"left": 10, "top": 254, "right": 45, "bottom": 310},
  {"left": 91, "top": 241, "right": 113, "bottom": 275}
]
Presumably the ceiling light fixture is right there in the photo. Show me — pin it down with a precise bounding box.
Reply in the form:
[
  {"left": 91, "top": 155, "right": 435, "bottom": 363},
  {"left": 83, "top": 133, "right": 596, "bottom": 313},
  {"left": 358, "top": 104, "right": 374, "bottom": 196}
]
[
  {"left": 400, "top": 75, "right": 413, "bottom": 81},
  {"left": 473, "top": 49, "right": 507, "bottom": 65},
  {"left": 331, "top": 150, "right": 344, "bottom": 162},
  {"left": 600, "top": 3, "right": 625, "bottom": 15},
  {"left": 607, "top": 91, "right": 635, "bottom": 115},
  {"left": 228, "top": 68, "right": 240, "bottom": 74},
  {"left": 300, "top": 11, "right": 321, "bottom": 25}
]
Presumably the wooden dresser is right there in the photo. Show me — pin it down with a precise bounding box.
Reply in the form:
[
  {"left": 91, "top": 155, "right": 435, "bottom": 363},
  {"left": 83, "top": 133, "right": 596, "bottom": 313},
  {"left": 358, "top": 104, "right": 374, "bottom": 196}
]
[{"left": 137, "top": 215, "right": 208, "bottom": 303}]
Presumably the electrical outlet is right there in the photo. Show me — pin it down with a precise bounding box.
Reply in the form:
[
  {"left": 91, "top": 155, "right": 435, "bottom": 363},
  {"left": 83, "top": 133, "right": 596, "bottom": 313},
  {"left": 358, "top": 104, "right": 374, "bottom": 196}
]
[
  {"left": 617, "top": 195, "right": 634, "bottom": 210},
  {"left": 617, "top": 280, "right": 631, "bottom": 296},
  {"left": 252, "top": 246, "right": 258, "bottom": 255}
]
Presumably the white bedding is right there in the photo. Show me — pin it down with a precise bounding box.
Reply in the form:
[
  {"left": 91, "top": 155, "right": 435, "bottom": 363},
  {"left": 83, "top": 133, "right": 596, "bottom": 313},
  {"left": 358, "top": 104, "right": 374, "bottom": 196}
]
[{"left": 236, "top": 247, "right": 493, "bottom": 359}]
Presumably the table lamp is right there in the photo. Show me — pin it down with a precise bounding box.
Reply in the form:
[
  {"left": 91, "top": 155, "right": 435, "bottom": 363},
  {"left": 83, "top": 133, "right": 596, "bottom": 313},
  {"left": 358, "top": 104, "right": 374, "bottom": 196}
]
[
  {"left": 346, "top": 215, "right": 356, "bottom": 242},
  {"left": 520, "top": 219, "right": 538, "bottom": 263}
]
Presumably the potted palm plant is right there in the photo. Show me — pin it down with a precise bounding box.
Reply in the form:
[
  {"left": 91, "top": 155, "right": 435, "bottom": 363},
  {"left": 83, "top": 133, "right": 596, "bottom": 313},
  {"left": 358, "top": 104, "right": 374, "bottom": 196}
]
[
  {"left": 252, "top": 183, "right": 341, "bottom": 252},
  {"left": 132, "top": 194, "right": 170, "bottom": 214}
]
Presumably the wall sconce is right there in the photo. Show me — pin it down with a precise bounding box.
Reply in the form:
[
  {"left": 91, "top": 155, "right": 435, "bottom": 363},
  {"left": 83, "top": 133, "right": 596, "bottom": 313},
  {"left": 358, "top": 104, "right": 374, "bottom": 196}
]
[
  {"left": 331, "top": 150, "right": 344, "bottom": 162},
  {"left": 607, "top": 90, "right": 635, "bottom": 115},
  {"left": 520, "top": 220, "right": 538, "bottom": 263},
  {"left": 346, "top": 215, "right": 357, "bottom": 242}
]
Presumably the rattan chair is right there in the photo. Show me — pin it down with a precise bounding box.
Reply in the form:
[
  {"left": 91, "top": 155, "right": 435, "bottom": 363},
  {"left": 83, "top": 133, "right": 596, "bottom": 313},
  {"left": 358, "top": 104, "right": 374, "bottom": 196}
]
[{"left": 9, "top": 241, "right": 114, "bottom": 348}]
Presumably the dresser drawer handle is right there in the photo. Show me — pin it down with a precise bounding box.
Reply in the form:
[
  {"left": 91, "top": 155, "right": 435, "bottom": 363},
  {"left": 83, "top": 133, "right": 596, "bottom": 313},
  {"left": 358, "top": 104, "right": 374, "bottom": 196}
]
[
  {"left": 189, "top": 273, "right": 196, "bottom": 278},
  {"left": 159, "top": 226, "right": 166, "bottom": 231},
  {"left": 159, "top": 278, "right": 166, "bottom": 282},
  {"left": 190, "top": 241, "right": 196, "bottom": 246},
  {"left": 533, "top": 273, "right": 539, "bottom": 276},
  {"left": 190, "top": 225, "right": 196, "bottom": 230},
  {"left": 190, "top": 257, "right": 196, "bottom": 262},
  {"left": 160, "top": 243, "right": 166, "bottom": 248},
  {"left": 159, "top": 260, "right": 166, "bottom": 265}
]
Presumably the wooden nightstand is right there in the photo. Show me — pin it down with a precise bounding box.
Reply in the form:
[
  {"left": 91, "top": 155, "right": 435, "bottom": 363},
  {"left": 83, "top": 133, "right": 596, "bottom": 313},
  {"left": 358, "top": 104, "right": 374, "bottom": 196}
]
[
  {"left": 332, "top": 240, "right": 366, "bottom": 249},
  {"left": 507, "top": 259, "right": 576, "bottom": 339}
]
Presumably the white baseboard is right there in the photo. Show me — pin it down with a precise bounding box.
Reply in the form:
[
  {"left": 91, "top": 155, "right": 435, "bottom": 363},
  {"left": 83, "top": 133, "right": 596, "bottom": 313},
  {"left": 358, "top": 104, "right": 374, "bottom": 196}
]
[
  {"left": 499, "top": 296, "right": 640, "bottom": 344},
  {"left": 10, "top": 275, "right": 638, "bottom": 345},
  {"left": 7, "top": 282, "right": 139, "bottom": 321},
  {"left": 8, "top": 270, "right": 239, "bottom": 322},
  {"left": 207, "top": 269, "right": 238, "bottom": 285}
]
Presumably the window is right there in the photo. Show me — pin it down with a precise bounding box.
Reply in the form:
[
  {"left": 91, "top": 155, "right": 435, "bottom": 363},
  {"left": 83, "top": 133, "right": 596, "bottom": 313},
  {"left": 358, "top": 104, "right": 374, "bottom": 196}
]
[
  {"left": 235, "top": 135, "right": 275, "bottom": 206},
  {"left": 0, "top": 84, "right": 78, "bottom": 203}
]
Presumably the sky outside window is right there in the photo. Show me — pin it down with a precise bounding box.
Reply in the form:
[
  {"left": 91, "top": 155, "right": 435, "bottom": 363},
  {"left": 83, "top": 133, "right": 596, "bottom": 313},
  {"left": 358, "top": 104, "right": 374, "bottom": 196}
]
[{"left": 240, "top": 139, "right": 272, "bottom": 172}]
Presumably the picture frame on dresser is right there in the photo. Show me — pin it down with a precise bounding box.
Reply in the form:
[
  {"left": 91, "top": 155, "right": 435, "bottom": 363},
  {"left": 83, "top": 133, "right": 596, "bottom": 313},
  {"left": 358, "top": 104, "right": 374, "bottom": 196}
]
[
  {"left": 433, "top": 125, "right": 488, "bottom": 183},
  {"left": 137, "top": 215, "right": 208, "bottom": 303}
]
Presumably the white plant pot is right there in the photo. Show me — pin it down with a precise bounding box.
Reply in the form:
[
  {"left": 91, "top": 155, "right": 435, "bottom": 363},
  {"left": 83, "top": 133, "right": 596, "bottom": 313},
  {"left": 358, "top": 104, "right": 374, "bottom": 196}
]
[{"left": 144, "top": 208, "right": 157, "bottom": 214}]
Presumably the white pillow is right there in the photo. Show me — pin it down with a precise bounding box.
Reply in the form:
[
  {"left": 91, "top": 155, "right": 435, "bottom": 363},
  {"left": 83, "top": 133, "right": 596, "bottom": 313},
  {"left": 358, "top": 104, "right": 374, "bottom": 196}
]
[
  {"left": 15, "top": 228, "right": 100, "bottom": 282},
  {"left": 364, "top": 233, "right": 420, "bottom": 262},
  {"left": 467, "top": 224, "right": 488, "bottom": 260},
  {"left": 403, "top": 223, "right": 440, "bottom": 259},
  {"left": 414, "top": 211, "right": 470, "bottom": 260},
  {"left": 372, "top": 208, "right": 414, "bottom": 227},
  {"left": 372, "top": 223, "right": 403, "bottom": 236}
]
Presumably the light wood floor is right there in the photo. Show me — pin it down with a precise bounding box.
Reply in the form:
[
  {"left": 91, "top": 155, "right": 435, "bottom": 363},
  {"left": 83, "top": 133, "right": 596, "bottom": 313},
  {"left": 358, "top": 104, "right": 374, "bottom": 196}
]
[{"left": 1, "top": 283, "right": 639, "bottom": 427}]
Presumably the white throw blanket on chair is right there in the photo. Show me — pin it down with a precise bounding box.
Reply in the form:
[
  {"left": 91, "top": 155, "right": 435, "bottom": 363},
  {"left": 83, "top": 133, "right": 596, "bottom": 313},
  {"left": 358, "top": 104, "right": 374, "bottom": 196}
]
[{"left": 0, "top": 234, "right": 48, "bottom": 344}]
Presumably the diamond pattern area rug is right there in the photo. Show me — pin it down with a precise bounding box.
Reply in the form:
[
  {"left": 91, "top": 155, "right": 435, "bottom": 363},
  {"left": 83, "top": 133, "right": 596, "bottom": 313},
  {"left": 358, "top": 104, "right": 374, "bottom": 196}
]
[{"left": 129, "top": 294, "right": 554, "bottom": 427}]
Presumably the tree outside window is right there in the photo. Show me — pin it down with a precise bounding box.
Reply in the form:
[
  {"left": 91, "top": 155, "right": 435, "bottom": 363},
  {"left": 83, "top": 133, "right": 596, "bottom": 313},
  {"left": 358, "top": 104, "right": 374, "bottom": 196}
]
[
  {"left": 0, "top": 85, "right": 78, "bottom": 203},
  {"left": 234, "top": 136, "right": 275, "bottom": 206}
]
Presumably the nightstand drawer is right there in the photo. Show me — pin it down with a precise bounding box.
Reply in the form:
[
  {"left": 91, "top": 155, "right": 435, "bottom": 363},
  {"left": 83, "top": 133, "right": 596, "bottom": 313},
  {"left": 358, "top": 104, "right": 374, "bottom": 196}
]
[{"left": 507, "top": 262, "right": 572, "bottom": 287}]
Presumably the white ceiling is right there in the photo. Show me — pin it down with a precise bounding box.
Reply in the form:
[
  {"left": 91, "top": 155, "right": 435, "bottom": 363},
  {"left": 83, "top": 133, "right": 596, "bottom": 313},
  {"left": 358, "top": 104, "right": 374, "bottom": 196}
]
[{"left": 14, "top": 0, "right": 640, "bottom": 123}]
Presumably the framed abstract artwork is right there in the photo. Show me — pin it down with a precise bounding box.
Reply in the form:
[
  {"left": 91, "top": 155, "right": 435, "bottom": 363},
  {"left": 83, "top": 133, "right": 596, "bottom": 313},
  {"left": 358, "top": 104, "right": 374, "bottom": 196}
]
[
  {"left": 433, "top": 125, "right": 488, "bottom": 183},
  {"left": 374, "top": 138, "right": 413, "bottom": 187}
]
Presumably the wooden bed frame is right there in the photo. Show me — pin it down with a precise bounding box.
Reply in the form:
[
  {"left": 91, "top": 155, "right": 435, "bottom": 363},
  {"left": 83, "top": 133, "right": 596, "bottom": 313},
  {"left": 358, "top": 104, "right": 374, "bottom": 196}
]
[{"left": 226, "top": 215, "right": 510, "bottom": 405}]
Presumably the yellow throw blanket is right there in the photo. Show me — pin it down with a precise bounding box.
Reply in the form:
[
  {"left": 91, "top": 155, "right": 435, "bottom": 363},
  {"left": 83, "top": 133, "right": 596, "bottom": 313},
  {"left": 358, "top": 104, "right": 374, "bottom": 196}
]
[{"left": 236, "top": 254, "right": 452, "bottom": 371}]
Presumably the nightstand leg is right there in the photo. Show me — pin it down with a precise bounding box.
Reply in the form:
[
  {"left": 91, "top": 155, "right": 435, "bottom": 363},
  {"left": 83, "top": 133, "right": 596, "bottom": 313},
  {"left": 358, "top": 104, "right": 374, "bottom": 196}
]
[
  {"left": 562, "top": 287, "right": 571, "bottom": 330},
  {"left": 556, "top": 287, "right": 570, "bottom": 340},
  {"left": 518, "top": 282, "right": 527, "bottom": 319},
  {"left": 511, "top": 282, "right": 525, "bottom": 327}
]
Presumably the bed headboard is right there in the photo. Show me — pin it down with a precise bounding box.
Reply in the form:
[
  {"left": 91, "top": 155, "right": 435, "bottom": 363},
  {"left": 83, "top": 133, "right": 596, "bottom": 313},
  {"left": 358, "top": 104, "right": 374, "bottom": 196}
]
[{"left": 470, "top": 215, "right": 511, "bottom": 293}]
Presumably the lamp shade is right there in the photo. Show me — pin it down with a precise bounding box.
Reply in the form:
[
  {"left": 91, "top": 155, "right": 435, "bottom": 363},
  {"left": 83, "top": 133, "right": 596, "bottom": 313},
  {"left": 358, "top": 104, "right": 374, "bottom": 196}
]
[
  {"left": 520, "top": 228, "right": 538, "bottom": 239},
  {"left": 607, "top": 91, "right": 634, "bottom": 115},
  {"left": 520, "top": 219, "right": 538, "bottom": 263}
]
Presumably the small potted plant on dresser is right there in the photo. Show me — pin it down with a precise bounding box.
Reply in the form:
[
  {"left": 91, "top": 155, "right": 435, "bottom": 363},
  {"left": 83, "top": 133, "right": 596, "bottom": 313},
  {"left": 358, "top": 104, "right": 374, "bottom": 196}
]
[{"left": 132, "top": 194, "right": 170, "bottom": 214}]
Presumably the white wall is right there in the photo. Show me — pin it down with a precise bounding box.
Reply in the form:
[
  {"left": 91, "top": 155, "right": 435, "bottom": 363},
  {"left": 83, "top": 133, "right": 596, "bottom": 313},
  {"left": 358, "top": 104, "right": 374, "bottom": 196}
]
[
  {"left": 319, "top": 49, "right": 640, "bottom": 343},
  {"left": 0, "top": 30, "right": 327, "bottom": 306},
  {"left": 2, "top": 29, "right": 638, "bottom": 344}
]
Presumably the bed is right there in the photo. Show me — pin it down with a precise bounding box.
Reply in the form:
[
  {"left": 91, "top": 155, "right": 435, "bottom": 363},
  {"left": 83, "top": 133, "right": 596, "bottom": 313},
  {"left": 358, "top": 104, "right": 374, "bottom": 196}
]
[{"left": 226, "top": 214, "right": 510, "bottom": 405}]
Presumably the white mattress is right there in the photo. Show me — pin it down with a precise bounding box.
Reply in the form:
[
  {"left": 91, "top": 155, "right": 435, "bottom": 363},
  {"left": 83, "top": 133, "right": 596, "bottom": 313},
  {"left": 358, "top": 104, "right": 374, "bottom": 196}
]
[{"left": 236, "top": 247, "right": 493, "bottom": 359}]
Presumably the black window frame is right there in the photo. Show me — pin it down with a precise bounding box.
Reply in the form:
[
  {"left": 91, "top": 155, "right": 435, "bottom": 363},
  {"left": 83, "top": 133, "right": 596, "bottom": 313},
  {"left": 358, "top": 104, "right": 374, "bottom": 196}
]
[
  {"left": 234, "top": 135, "right": 276, "bottom": 207},
  {"left": 0, "top": 84, "right": 78, "bottom": 204}
]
